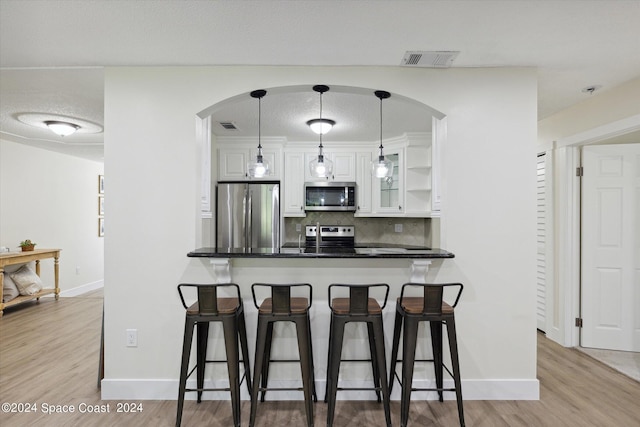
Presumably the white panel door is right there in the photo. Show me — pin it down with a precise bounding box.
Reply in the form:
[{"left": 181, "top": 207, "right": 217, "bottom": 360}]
[{"left": 581, "top": 143, "right": 640, "bottom": 351}]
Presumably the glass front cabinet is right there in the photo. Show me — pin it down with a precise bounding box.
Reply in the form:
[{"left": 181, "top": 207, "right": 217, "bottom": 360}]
[{"left": 372, "top": 149, "right": 404, "bottom": 215}]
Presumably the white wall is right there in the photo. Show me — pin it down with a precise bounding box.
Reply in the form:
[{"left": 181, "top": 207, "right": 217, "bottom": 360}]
[
  {"left": 102, "top": 66, "right": 538, "bottom": 399},
  {"left": 539, "top": 76, "right": 640, "bottom": 145},
  {"left": 537, "top": 76, "right": 640, "bottom": 346},
  {"left": 0, "top": 139, "right": 104, "bottom": 294}
]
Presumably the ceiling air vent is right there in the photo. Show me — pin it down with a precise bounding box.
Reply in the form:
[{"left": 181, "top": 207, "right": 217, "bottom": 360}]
[
  {"left": 219, "top": 121, "right": 239, "bottom": 131},
  {"left": 401, "top": 51, "right": 460, "bottom": 68}
]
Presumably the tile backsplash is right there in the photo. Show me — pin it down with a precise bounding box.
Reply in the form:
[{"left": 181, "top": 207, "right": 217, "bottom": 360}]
[{"left": 284, "top": 213, "right": 437, "bottom": 247}]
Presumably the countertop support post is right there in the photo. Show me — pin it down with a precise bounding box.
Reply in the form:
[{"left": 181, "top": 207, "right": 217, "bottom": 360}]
[
  {"left": 409, "top": 260, "right": 432, "bottom": 283},
  {"left": 210, "top": 258, "right": 231, "bottom": 283}
]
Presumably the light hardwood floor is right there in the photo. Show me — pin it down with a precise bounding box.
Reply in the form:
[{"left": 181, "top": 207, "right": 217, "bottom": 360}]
[{"left": 1, "top": 290, "right": 639, "bottom": 426}]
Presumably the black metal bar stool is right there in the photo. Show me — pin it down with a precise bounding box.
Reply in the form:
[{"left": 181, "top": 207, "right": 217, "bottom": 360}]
[
  {"left": 176, "top": 283, "right": 252, "bottom": 427},
  {"left": 325, "top": 283, "right": 392, "bottom": 427},
  {"left": 389, "top": 282, "right": 465, "bottom": 427},
  {"left": 249, "top": 283, "right": 316, "bottom": 427}
]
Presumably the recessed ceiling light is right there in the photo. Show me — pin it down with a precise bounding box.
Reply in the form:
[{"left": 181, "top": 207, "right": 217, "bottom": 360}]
[{"left": 581, "top": 85, "right": 602, "bottom": 94}]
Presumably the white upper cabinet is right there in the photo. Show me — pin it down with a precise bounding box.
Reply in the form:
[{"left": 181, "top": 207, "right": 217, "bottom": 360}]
[
  {"left": 283, "top": 150, "right": 306, "bottom": 216},
  {"left": 355, "top": 151, "right": 372, "bottom": 215},
  {"left": 303, "top": 150, "right": 356, "bottom": 182},
  {"left": 367, "top": 133, "right": 434, "bottom": 217},
  {"left": 372, "top": 148, "right": 404, "bottom": 215},
  {"left": 214, "top": 133, "right": 437, "bottom": 218},
  {"left": 217, "top": 139, "right": 282, "bottom": 181}
]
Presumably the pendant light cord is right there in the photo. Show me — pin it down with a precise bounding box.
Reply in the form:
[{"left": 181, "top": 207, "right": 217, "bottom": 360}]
[
  {"left": 378, "top": 95, "right": 384, "bottom": 158},
  {"left": 318, "top": 90, "right": 324, "bottom": 156},
  {"left": 257, "top": 96, "right": 262, "bottom": 155}
]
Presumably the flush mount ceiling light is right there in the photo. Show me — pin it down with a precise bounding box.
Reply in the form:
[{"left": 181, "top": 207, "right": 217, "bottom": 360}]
[
  {"left": 371, "top": 90, "right": 394, "bottom": 179},
  {"left": 44, "top": 120, "right": 79, "bottom": 137},
  {"left": 247, "top": 89, "right": 270, "bottom": 178},
  {"left": 306, "top": 118, "right": 335, "bottom": 135},
  {"left": 309, "top": 85, "right": 334, "bottom": 179},
  {"left": 16, "top": 113, "right": 103, "bottom": 137}
]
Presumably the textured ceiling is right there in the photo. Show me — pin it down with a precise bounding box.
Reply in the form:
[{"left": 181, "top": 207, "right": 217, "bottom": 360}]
[{"left": 1, "top": 0, "right": 639, "bottom": 162}]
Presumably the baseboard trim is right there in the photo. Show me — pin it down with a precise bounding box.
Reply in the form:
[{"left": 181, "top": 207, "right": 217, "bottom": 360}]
[
  {"left": 101, "top": 378, "right": 539, "bottom": 401},
  {"left": 40, "top": 280, "right": 104, "bottom": 298}
]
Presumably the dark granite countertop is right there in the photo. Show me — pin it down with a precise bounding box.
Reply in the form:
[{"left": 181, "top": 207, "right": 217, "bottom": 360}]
[{"left": 188, "top": 244, "right": 454, "bottom": 259}]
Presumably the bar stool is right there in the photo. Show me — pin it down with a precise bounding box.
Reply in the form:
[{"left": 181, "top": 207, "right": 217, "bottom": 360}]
[
  {"left": 325, "top": 283, "right": 392, "bottom": 427},
  {"left": 389, "top": 282, "right": 465, "bottom": 427},
  {"left": 176, "top": 283, "right": 252, "bottom": 427},
  {"left": 249, "top": 283, "right": 316, "bottom": 427}
]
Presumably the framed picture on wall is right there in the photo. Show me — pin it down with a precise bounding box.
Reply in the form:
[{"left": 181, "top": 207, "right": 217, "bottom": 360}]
[
  {"left": 98, "top": 217, "right": 104, "bottom": 237},
  {"left": 98, "top": 174, "right": 104, "bottom": 194},
  {"left": 98, "top": 196, "right": 104, "bottom": 216}
]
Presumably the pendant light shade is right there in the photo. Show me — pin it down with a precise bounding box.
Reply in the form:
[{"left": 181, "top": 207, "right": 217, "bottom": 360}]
[
  {"left": 309, "top": 85, "right": 333, "bottom": 178},
  {"left": 247, "top": 89, "right": 270, "bottom": 178},
  {"left": 371, "top": 90, "right": 393, "bottom": 178}
]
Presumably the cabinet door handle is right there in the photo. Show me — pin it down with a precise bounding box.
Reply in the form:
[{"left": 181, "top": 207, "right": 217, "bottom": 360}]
[{"left": 398, "top": 205, "right": 402, "bottom": 210}]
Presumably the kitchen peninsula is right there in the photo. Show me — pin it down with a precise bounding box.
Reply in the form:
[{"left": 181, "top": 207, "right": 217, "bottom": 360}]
[{"left": 186, "top": 245, "right": 454, "bottom": 400}]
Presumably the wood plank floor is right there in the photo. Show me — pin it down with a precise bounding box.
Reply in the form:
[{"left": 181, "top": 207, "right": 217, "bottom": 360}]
[{"left": 1, "top": 291, "right": 639, "bottom": 426}]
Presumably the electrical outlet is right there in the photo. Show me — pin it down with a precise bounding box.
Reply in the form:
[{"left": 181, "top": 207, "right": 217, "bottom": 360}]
[
  {"left": 296, "top": 223, "right": 302, "bottom": 232},
  {"left": 126, "top": 329, "right": 138, "bottom": 347},
  {"left": 75, "top": 266, "right": 81, "bottom": 275},
  {"left": 394, "top": 224, "right": 403, "bottom": 233}
]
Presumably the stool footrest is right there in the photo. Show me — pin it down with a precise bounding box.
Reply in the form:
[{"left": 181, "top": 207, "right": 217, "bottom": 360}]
[
  {"left": 185, "top": 387, "right": 232, "bottom": 392},
  {"left": 258, "top": 387, "right": 305, "bottom": 392},
  {"left": 340, "top": 358, "right": 375, "bottom": 362},
  {"left": 411, "top": 387, "right": 457, "bottom": 392},
  {"left": 205, "top": 358, "right": 249, "bottom": 364},
  {"left": 337, "top": 387, "right": 383, "bottom": 391}
]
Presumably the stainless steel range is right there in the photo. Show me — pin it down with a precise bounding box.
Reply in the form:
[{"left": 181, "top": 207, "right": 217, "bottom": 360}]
[{"left": 305, "top": 224, "right": 355, "bottom": 253}]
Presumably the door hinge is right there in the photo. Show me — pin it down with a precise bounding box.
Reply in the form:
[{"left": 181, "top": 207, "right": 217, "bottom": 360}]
[
  {"left": 576, "top": 166, "right": 584, "bottom": 177},
  {"left": 575, "top": 317, "right": 583, "bottom": 327}
]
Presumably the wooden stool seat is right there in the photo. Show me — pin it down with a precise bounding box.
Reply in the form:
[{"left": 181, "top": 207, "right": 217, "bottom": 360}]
[
  {"left": 397, "top": 297, "right": 454, "bottom": 315},
  {"left": 331, "top": 297, "right": 382, "bottom": 315},
  {"left": 186, "top": 298, "right": 240, "bottom": 315},
  {"left": 258, "top": 297, "right": 309, "bottom": 314}
]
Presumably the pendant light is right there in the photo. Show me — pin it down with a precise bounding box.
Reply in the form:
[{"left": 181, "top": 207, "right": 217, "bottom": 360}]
[
  {"left": 247, "top": 89, "right": 270, "bottom": 178},
  {"left": 309, "top": 85, "right": 334, "bottom": 179},
  {"left": 371, "top": 90, "right": 393, "bottom": 178}
]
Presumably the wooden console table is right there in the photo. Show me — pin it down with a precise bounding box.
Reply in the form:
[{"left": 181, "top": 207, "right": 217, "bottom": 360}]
[{"left": 0, "top": 249, "right": 61, "bottom": 316}]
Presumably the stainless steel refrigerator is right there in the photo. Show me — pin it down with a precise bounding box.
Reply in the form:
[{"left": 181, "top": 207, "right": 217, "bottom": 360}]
[{"left": 216, "top": 182, "right": 280, "bottom": 250}]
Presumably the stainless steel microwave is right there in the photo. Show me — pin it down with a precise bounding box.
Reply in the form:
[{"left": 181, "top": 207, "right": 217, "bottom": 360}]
[{"left": 304, "top": 182, "right": 356, "bottom": 212}]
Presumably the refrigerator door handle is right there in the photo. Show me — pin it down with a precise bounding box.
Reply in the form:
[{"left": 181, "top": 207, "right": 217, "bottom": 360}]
[{"left": 246, "top": 187, "right": 252, "bottom": 248}]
